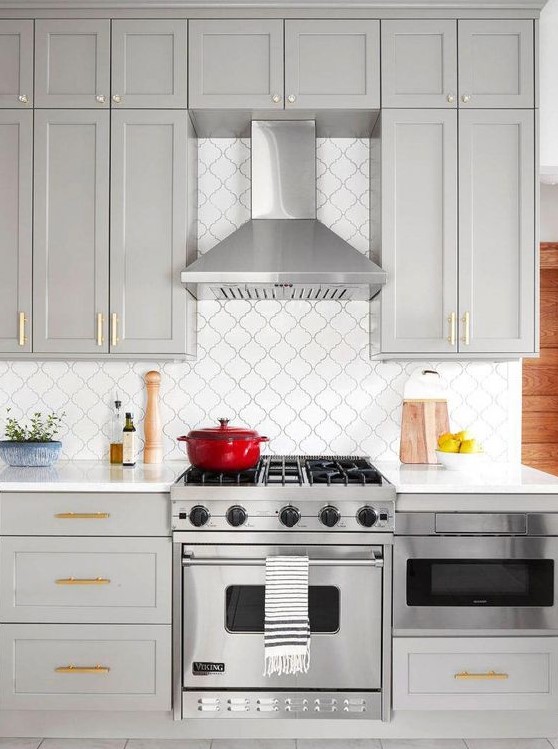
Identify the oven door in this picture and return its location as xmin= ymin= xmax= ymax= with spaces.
xmin=394 ymin=536 xmax=558 ymax=633
xmin=182 ymin=545 xmax=383 ymax=690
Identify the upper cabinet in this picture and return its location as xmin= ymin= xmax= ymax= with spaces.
xmin=381 ymin=20 xmax=457 ymax=108
xmin=189 ymin=20 xmax=284 ymax=109
xmin=458 ymin=20 xmax=534 ymax=108
xmin=284 ymin=20 xmax=379 ymax=109
xmin=0 ymin=111 xmax=32 ymax=353
xmin=35 ymin=20 xmax=110 ymax=108
xmin=382 ymin=19 xmax=534 ymax=109
xmin=111 ymin=20 xmax=188 ymax=109
xmin=0 ymin=20 xmax=33 ymax=108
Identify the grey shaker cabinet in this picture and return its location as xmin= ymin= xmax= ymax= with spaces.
xmin=0 ymin=20 xmax=33 ymax=108
xmin=458 ymin=20 xmax=534 ymax=108
xmin=380 ymin=109 xmax=458 ymax=354
xmin=0 ymin=110 xmax=32 ymax=354
xmin=111 ymin=20 xmax=188 ymax=109
xmin=284 ymin=20 xmax=380 ymax=109
xmin=381 ymin=20 xmax=457 ymax=108
xmin=189 ymin=19 xmax=284 ymax=109
xmin=35 ymin=19 xmax=110 ymax=108
xmin=33 ymin=109 xmax=110 ymax=354
xmin=110 ymin=109 xmax=196 ymax=356
xmin=458 ymin=109 xmax=535 ymax=354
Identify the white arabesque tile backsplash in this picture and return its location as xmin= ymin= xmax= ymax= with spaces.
xmin=0 ymin=139 xmax=522 ymax=463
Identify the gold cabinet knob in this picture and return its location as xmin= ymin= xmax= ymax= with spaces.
xmin=18 ymin=94 xmax=29 ymax=103
xmin=112 ymin=94 xmax=121 ymax=103
xmin=271 ymin=93 xmax=281 ymax=103
xmin=461 ymin=94 xmax=471 ymax=103
xmin=96 ymin=94 xmax=106 ymax=103
xmin=447 ymin=94 xmax=456 ymax=103
xmin=287 ymin=94 xmax=297 ymax=103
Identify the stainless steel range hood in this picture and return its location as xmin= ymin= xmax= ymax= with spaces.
xmin=181 ymin=120 xmax=387 ymax=302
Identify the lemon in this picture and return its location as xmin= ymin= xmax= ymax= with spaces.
xmin=454 ymin=430 xmax=471 ymax=442
xmin=437 ymin=432 xmax=454 ymax=448
xmin=459 ymin=439 xmax=482 ymax=454
xmin=439 ymin=438 xmax=461 ymax=453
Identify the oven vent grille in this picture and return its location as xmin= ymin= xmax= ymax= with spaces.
xmin=209 ymin=285 xmax=359 ymax=302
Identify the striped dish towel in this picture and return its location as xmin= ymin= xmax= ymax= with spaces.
xmin=264 ymin=555 xmax=310 ymax=677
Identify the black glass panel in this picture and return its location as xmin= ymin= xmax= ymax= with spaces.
xmin=407 ymin=559 xmax=554 ymax=607
xmin=225 ymin=585 xmax=339 ymax=633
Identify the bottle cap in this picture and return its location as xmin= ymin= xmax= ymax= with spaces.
xmin=115 ymin=400 xmax=122 ymax=409
xmin=126 ymin=412 xmax=133 ymax=419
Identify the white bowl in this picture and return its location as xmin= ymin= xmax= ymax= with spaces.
xmin=435 ymin=449 xmax=486 ymax=471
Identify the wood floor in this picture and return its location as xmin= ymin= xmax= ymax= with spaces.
xmin=523 ymin=243 xmax=558 ymax=475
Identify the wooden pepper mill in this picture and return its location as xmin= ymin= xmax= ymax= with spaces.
xmin=144 ymin=370 xmax=163 ymax=464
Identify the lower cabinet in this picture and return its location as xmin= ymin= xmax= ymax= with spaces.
xmin=393 ymin=637 xmax=558 ymax=710
xmin=0 ymin=623 xmax=171 ymax=711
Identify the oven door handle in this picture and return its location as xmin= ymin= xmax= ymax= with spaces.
xmin=182 ymin=557 xmax=383 ymax=568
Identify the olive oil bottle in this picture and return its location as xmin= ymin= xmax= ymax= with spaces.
xmin=122 ymin=412 xmax=137 ymax=467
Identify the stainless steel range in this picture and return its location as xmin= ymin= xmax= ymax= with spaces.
xmin=171 ymin=455 xmax=395 ymax=721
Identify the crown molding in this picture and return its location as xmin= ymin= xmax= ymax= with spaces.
xmin=0 ymin=0 xmax=547 ymax=8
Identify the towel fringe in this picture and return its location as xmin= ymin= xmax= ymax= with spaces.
xmin=264 ymin=650 xmax=310 ymax=677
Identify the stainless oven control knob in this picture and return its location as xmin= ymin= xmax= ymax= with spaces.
xmin=357 ymin=506 xmax=378 ymax=528
xmin=226 ymin=505 xmax=247 ymax=527
xmin=320 ymin=505 xmax=340 ymax=527
xmin=189 ymin=505 xmax=210 ymax=527
xmin=279 ymin=505 xmax=300 ymax=527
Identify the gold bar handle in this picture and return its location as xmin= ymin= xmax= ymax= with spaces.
xmin=55 ymin=577 xmax=110 ymax=585
xmin=447 ymin=312 xmax=456 ymax=346
xmin=18 ymin=312 xmax=27 ymax=347
xmin=111 ymin=313 xmax=119 ymax=347
xmin=455 ymin=671 xmax=508 ymax=681
xmin=54 ymin=512 xmax=110 ymax=519
xmin=96 ymin=312 xmax=104 ymax=346
xmin=55 ymin=665 xmax=110 ymax=674
xmin=461 ymin=311 xmax=470 ymax=345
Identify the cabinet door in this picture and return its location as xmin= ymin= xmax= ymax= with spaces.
xmin=458 ymin=20 xmax=534 ymax=108
xmin=35 ymin=20 xmax=110 ymax=108
xmin=189 ymin=19 xmax=284 ymax=109
xmin=0 ymin=111 xmax=32 ymax=353
xmin=284 ymin=20 xmax=379 ymax=109
xmin=0 ymin=20 xmax=33 ymax=108
xmin=110 ymin=110 xmax=195 ymax=356
xmin=34 ymin=110 xmax=109 ymax=354
xmin=381 ymin=20 xmax=457 ymax=108
xmin=459 ymin=110 xmax=535 ymax=354
xmin=111 ymin=20 xmax=188 ymax=109
xmin=381 ymin=110 xmax=458 ymax=354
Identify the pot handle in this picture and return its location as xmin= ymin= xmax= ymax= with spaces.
xmin=177 ymin=435 xmax=190 ymax=442
xmin=260 ymin=436 xmax=270 ymax=443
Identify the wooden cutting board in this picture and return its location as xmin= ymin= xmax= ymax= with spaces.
xmin=399 ymin=398 xmax=450 ymax=464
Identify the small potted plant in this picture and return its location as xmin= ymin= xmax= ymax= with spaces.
xmin=0 ymin=410 xmax=64 ymax=467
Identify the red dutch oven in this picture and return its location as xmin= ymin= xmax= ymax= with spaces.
xmin=177 ymin=418 xmax=269 ymax=473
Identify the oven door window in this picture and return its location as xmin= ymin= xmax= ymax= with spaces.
xmin=225 ymin=586 xmax=339 ymax=633
xmin=407 ymin=559 xmax=554 ymax=606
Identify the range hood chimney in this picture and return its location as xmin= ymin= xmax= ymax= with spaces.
xmin=181 ymin=120 xmax=387 ymax=302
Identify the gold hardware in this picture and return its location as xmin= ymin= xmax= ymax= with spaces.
xmin=18 ymin=94 xmax=29 ymax=104
xmin=447 ymin=312 xmax=456 ymax=346
xmin=271 ymin=93 xmax=281 ymax=103
xmin=461 ymin=311 xmax=470 ymax=345
xmin=455 ymin=671 xmax=509 ymax=681
xmin=96 ymin=94 xmax=106 ymax=103
xmin=287 ymin=94 xmax=296 ymax=103
xmin=111 ymin=313 xmax=119 ymax=347
xmin=55 ymin=577 xmax=110 ymax=585
xmin=447 ymin=94 xmax=456 ymax=103
xmin=55 ymin=665 xmax=110 ymax=674
xmin=96 ymin=312 xmax=104 ymax=346
xmin=18 ymin=312 xmax=27 ymax=347
xmin=112 ymin=94 xmax=121 ymax=103
xmin=54 ymin=512 xmax=110 ymax=519
xmin=462 ymin=94 xmax=471 ymax=103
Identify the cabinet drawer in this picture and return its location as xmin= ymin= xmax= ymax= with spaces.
xmin=393 ymin=637 xmax=558 ymax=711
xmin=0 ymin=536 xmax=171 ymax=623
xmin=0 ymin=492 xmax=170 ymax=536
xmin=0 ymin=624 xmax=170 ymax=711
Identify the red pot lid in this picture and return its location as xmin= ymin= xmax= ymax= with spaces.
xmin=187 ymin=418 xmax=263 ymax=442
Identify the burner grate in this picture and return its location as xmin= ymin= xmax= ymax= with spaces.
xmin=305 ymin=457 xmax=383 ymax=486
xmin=182 ymin=465 xmax=260 ymax=486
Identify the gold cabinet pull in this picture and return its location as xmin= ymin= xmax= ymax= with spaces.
xmin=55 ymin=577 xmax=110 ymax=585
xmin=455 ymin=671 xmax=508 ymax=681
xmin=461 ymin=311 xmax=470 ymax=345
xmin=447 ymin=312 xmax=456 ymax=346
xmin=55 ymin=664 xmax=110 ymax=674
xmin=54 ymin=512 xmax=110 ymax=519
xmin=96 ymin=312 xmax=104 ymax=346
xmin=111 ymin=313 xmax=119 ymax=347
xmin=18 ymin=312 xmax=27 ymax=347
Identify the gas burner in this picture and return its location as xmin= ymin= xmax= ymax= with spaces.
xmin=183 ymin=465 xmax=260 ymax=486
xmin=305 ymin=457 xmax=384 ymax=486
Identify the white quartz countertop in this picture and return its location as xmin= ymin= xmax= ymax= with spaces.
xmin=0 ymin=460 xmax=188 ymax=492
xmin=375 ymin=461 xmax=558 ymax=512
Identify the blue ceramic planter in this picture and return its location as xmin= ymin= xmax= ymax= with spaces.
xmin=0 ymin=441 xmax=62 ymax=467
